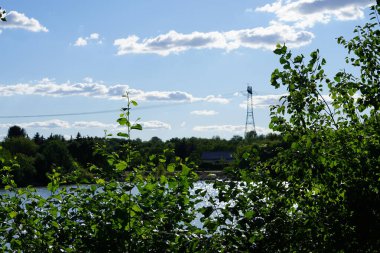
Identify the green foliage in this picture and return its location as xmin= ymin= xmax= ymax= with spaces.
xmin=200 ymin=3 xmax=380 ymax=251
xmin=40 ymin=139 xmax=74 ymax=174
xmin=193 ymin=2 xmax=380 ymax=251
xmin=0 ymin=92 xmax=200 ymax=252
xmin=2 ymin=136 xmax=38 ymax=156
xmin=7 ymin=125 xmax=27 ymax=139
xmin=1 ymin=3 xmax=380 ymax=251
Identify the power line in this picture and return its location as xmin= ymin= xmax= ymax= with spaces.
xmin=0 ymin=102 xmax=206 ymax=119
xmin=0 ymin=90 xmax=251 ymax=119
xmin=0 ymin=109 xmax=120 ymax=119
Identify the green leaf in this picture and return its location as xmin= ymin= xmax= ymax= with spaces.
xmin=52 ymin=221 xmax=59 ymax=229
xmin=244 ymin=210 xmax=255 ymax=219
xmin=181 ymin=165 xmax=191 ymax=176
xmin=131 ymin=124 xmax=142 ymax=130
xmin=145 ymin=183 xmax=155 ymax=191
xmin=115 ymin=161 xmax=127 ymax=171
xmin=132 ymin=204 xmax=142 ymax=213
xmin=96 ymin=178 xmax=105 ymax=185
xmin=294 ymin=55 xmax=303 ymax=63
xmin=280 ymin=57 xmax=287 ymax=64
xmin=306 ymin=138 xmax=312 ymax=148
xmin=91 ymin=224 xmax=98 ymax=233
xmin=160 ymin=175 xmax=167 ymax=184
xmin=273 ymin=48 xmax=283 ymax=55
xmin=117 ymin=118 xmax=127 ymax=125
xmin=9 ymin=211 xmax=17 ymax=219
xmin=117 ymin=132 xmax=129 ymax=138
xmin=167 ymin=163 xmax=175 ymax=173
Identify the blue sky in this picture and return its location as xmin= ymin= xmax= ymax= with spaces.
xmin=0 ymin=0 xmax=373 ymax=140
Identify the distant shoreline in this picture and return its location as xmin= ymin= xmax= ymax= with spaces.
xmin=196 ymin=170 xmax=227 ymax=180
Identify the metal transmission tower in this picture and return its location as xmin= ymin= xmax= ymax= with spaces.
xmin=245 ymin=85 xmax=256 ymax=137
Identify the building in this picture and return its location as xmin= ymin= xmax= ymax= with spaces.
xmin=201 ymin=151 xmax=233 ymax=165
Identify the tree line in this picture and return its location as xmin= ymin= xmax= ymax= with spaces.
xmin=0 ymin=125 xmax=282 ymax=186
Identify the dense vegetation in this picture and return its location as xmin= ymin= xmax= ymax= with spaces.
xmin=1 ymin=2 xmax=380 ymax=252
xmin=0 ymin=125 xmax=280 ymax=186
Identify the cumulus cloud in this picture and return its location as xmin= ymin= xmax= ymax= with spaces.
xmin=72 ymin=121 xmax=116 ymax=129
xmin=89 ymin=33 xmax=100 ymax=40
xmin=0 ymin=11 xmax=48 ymax=32
xmin=239 ymin=94 xmax=286 ymax=109
xmin=141 ymin=120 xmax=171 ymax=130
xmin=74 ymin=37 xmax=87 ymax=46
xmin=74 ymin=33 xmax=102 ymax=47
xmin=203 ymin=95 xmax=230 ymax=104
xmin=0 ymin=78 xmax=229 ymax=104
xmin=114 ymin=0 xmax=372 ymax=56
xmin=239 ymin=93 xmax=334 ymax=109
xmin=114 ymin=23 xmax=314 ymax=56
xmin=190 ymin=110 xmax=218 ymax=116
xmin=193 ymin=124 xmax=272 ymax=135
xmin=0 ymin=119 xmax=171 ymax=131
xmin=23 ymin=119 xmax=71 ymax=128
xmin=256 ymin=0 xmax=371 ymax=28
xmin=193 ymin=124 xmax=245 ymax=133
xmin=0 ymin=119 xmax=70 ymax=129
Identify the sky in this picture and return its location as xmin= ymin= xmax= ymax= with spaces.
xmin=0 ymin=0 xmax=374 ymax=140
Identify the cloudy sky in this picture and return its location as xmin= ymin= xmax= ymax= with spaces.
xmin=0 ymin=0 xmax=373 ymax=140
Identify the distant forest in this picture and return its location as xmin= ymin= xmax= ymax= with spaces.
xmin=0 ymin=125 xmax=282 ymax=186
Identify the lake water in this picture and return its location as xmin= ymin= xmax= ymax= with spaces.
xmin=0 ymin=181 xmax=226 ymax=229
xmin=1 ymin=181 xmax=219 ymax=200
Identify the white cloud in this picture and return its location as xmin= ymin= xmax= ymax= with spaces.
xmin=193 ymin=124 xmax=272 ymax=135
xmin=239 ymin=93 xmax=335 ymax=109
xmin=0 ymin=11 xmax=48 ymax=32
xmin=0 ymin=119 xmax=70 ymax=129
xmin=256 ymin=0 xmax=371 ymax=28
xmin=240 ymin=94 xmax=286 ymax=109
xmin=72 ymin=121 xmax=117 ymax=129
xmin=0 ymin=123 xmax=11 ymax=129
xmin=74 ymin=32 xmax=102 ymax=47
xmin=190 ymin=110 xmax=218 ymax=116
xmin=114 ymin=23 xmax=314 ymax=56
xmin=203 ymin=95 xmax=230 ymax=104
xmin=0 ymin=78 xmax=229 ymax=104
xmin=83 ymin=77 xmax=93 ymax=83
xmin=141 ymin=120 xmax=171 ymax=130
xmin=0 ymin=119 xmax=170 ymax=131
xmin=114 ymin=0 xmax=371 ymax=56
xmin=193 ymin=124 xmax=245 ymax=133
xmin=74 ymin=37 xmax=87 ymax=46
xmin=89 ymin=33 xmax=99 ymax=40
xmin=23 ymin=119 xmax=71 ymax=128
